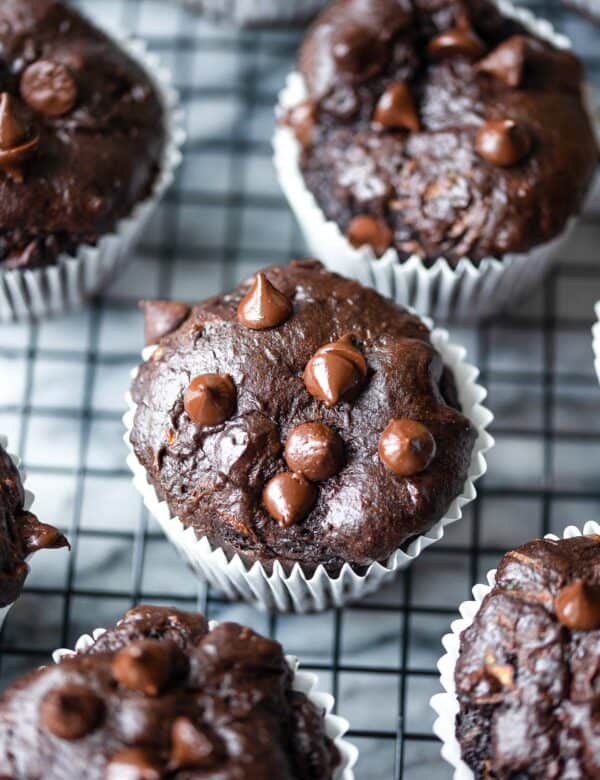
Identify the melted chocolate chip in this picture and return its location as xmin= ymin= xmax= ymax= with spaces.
xmin=304 ymin=334 xmax=367 ymax=407
xmin=284 ymin=422 xmax=345 ymax=482
xmin=20 ymin=512 xmax=69 ymax=554
xmin=475 ymin=119 xmax=532 ymax=167
xmin=106 ymin=748 xmax=164 ymax=780
xmin=237 ymin=272 xmax=293 ymax=330
xmin=286 ymin=101 xmax=317 ymax=149
xmin=170 ymin=717 xmax=221 ymax=769
xmin=373 ymin=82 xmax=420 ymax=132
xmin=139 ymin=300 xmax=190 ymax=346
xmin=0 ymin=93 xmax=39 ymax=183
xmin=346 ymin=215 xmax=393 ymax=257
xmin=476 ymin=35 xmax=529 ymax=87
xmin=40 ymin=684 xmax=104 ymax=740
xmin=378 ymin=419 xmax=436 ymax=476
xmin=262 ymin=472 xmax=317 ymax=527
xmin=20 ymin=60 xmax=77 ymax=117
xmin=331 ymin=24 xmax=389 ymax=81
xmin=183 ymin=374 xmax=236 ymax=427
xmin=555 ymin=580 xmax=600 ymax=631
xmin=112 ymin=639 xmax=176 ymax=696
xmin=427 ymin=26 xmax=486 ymax=61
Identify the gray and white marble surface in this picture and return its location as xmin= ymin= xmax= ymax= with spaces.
xmin=0 ymin=1 xmax=599 ymax=777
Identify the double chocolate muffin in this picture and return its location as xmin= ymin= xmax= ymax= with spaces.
xmin=130 ymin=260 xmax=477 ymax=576
xmin=0 ymin=604 xmax=340 ymax=778
xmin=0 ymin=0 xmax=165 ymax=270
xmin=455 ymin=534 xmax=600 ymax=778
xmin=288 ymin=0 xmax=598 ymax=265
xmin=0 ymin=439 xmax=67 ymax=609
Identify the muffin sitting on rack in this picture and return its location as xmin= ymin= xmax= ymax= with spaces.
xmin=0 ymin=604 xmax=345 ymax=778
xmin=0 ymin=437 xmax=68 ymax=623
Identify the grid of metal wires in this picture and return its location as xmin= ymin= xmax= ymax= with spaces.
xmin=0 ymin=0 xmax=599 ymax=777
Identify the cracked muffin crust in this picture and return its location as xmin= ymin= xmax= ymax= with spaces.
xmin=455 ymin=534 xmax=600 ymax=779
xmin=289 ymin=0 xmax=598 ymax=266
xmin=0 ymin=604 xmax=339 ymax=779
xmin=0 ymin=0 xmax=164 ymax=270
xmin=0 ymin=439 xmax=68 ymax=608
xmin=130 ymin=260 xmax=477 ymax=576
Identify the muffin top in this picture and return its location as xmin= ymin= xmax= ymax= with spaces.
xmin=455 ymin=534 xmax=600 ymax=779
xmin=0 ymin=604 xmax=340 ymax=779
xmin=290 ymin=0 xmax=598 ymax=266
xmin=0 ymin=0 xmax=164 ymax=270
xmin=130 ymin=260 xmax=477 ymax=575
xmin=0 ymin=439 xmax=68 ymax=608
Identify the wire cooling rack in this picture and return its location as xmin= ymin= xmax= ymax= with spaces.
xmin=0 ymin=1 xmax=599 ymax=777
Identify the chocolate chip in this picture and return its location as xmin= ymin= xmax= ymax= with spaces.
xmin=378 ymin=419 xmax=436 ymax=476
xmin=475 ymin=119 xmax=531 ymax=167
xmin=331 ymin=24 xmax=389 ymax=81
xmin=106 ymin=748 xmax=164 ymax=780
xmin=20 ymin=60 xmax=77 ymax=117
xmin=346 ymin=215 xmax=393 ymax=257
xmin=40 ymin=684 xmax=104 ymax=740
xmin=428 ymin=26 xmax=486 ymax=61
xmin=170 ymin=717 xmax=221 ymax=769
xmin=0 ymin=92 xmax=39 ymax=183
xmin=476 ymin=35 xmax=528 ymax=87
xmin=20 ymin=511 xmax=69 ymax=554
xmin=555 ymin=580 xmax=600 ymax=631
xmin=139 ymin=300 xmax=190 ymax=346
xmin=262 ymin=472 xmax=317 ymax=527
xmin=112 ymin=639 xmax=175 ymax=696
xmin=184 ymin=374 xmax=236 ymax=427
xmin=304 ymin=334 xmax=368 ymax=407
xmin=284 ymin=422 xmax=345 ymax=482
xmin=285 ymin=101 xmax=317 ymax=149
xmin=373 ymin=82 xmax=420 ymax=132
xmin=237 ymin=272 xmax=293 ymax=330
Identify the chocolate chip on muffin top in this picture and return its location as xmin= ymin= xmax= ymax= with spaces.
xmin=0 ymin=0 xmax=164 ymax=270
xmin=0 ymin=440 xmax=68 ymax=608
xmin=455 ymin=534 xmax=600 ymax=779
xmin=0 ymin=604 xmax=340 ymax=779
xmin=290 ymin=0 xmax=598 ymax=266
xmin=130 ymin=260 xmax=477 ymax=575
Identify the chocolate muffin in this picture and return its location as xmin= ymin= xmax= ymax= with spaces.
xmin=288 ymin=0 xmax=598 ymax=266
xmin=0 ymin=439 xmax=68 ymax=609
xmin=0 ymin=0 xmax=164 ymax=270
xmin=0 ymin=604 xmax=340 ymax=778
xmin=455 ymin=534 xmax=600 ymax=778
xmin=130 ymin=260 xmax=478 ymax=576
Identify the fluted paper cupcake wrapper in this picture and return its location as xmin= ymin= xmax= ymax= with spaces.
xmin=122 ymin=321 xmax=493 ymax=613
xmin=179 ymin=0 xmax=326 ymax=26
xmin=593 ymin=302 xmax=600 ymax=384
xmin=52 ymin=621 xmax=359 ymax=779
xmin=430 ymin=520 xmax=600 ymax=779
xmin=0 ymin=35 xmax=185 ymax=323
xmin=0 ymin=433 xmax=35 ymax=628
xmin=273 ymin=0 xmax=598 ymax=321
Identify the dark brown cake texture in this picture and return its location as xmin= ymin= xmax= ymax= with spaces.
xmin=0 ymin=604 xmax=340 ymax=778
xmin=0 ymin=0 xmax=165 ymax=270
xmin=288 ymin=0 xmax=598 ymax=267
xmin=130 ymin=260 xmax=477 ymax=576
xmin=455 ymin=534 xmax=600 ymax=779
xmin=0 ymin=440 xmax=68 ymax=608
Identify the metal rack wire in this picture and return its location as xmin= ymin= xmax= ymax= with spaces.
xmin=0 ymin=1 xmax=598 ymax=777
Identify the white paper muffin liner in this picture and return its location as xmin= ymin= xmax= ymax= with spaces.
xmin=52 ymin=620 xmax=359 ymax=779
xmin=0 ymin=34 xmax=185 ymax=323
xmin=123 ymin=320 xmax=494 ymax=614
xmin=430 ymin=520 xmax=600 ymax=779
xmin=273 ymin=0 xmax=598 ymax=320
xmin=593 ymin=302 xmax=600 ymax=384
xmin=0 ymin=433 xmax=35 ymax=628
xmin=179 ymin=0 xmax=326 ymax=26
